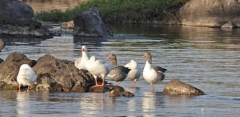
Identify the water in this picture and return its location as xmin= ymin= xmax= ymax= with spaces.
xmin=0 ymin=25 xmax=240 ymax=116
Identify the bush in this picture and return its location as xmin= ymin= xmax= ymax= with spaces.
xmin=35 ymin=0 xmax=189 ymax=24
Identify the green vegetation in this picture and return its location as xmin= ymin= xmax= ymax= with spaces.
xmin=35 ymin=0 xmax=189 ymax=24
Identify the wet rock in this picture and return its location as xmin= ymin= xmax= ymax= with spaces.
xmin=0 ymin=0 xmax=52 ymax=37
xmin=109 ymin=90 xmax=121 ymax=97
xmin=73 ymin=8 xmax=112 ymax=37
xmin=179 ymin=0 xmax=240 ymax=28
xmin=33 ymin=54 xmax=96 ymax=92
xmin=108 ymin=86 xmax=134 ymax=97
xmin=35 ymin=73 xmax=63 ymax=92
xmin=162 ymin=79 xmax=204 ymax=95
xmin=0 ymin=52 xmax=34 ymax=89
xmin=122 ymin=91 xmax=134 ymax=97
xmin=89 ymin=86 xmax=109 ymax=93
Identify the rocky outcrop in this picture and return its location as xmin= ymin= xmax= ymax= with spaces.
xmin=73 ymin=8 xmax=113 ymax=37
xmin=178 ymin=0 xmax=240 ymax=28
xmin=0 ymin=0 xmax=52 ymax=37
xmin=162 ymin=79 xmax=204 ymax=95
xmin=0 ymin=52 xmax=134 ymax=96
xmin=32 ymin=54 xmax=97 ymax=92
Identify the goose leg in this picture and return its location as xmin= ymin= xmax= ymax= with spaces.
xmin=117 ymin=81 xmax=121 ymax=85
xmin=93 ymin=78 xmax=101 ymax=87
xmin=151 ymin=83 xmax=154 ymax=92
xmin=132 ymin=79 xmax=137 ymax=87
xmin=18 ymin=84 xmax=22 ymax=91
xmin=27 ymin=86 xmax=31 ymax=90
xmin=101 ymin=77 xmax=105 ymax=86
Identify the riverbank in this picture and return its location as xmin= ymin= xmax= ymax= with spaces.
xmin=35 ymin=0 xmax=189 ymax=24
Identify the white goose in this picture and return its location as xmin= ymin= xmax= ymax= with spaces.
xmin=125 ymin=60 xmax=141 ymax=87
xmin=143 ymin=52 xmax=167 ymax=92
xmin=85 ymin=56 xmax=111 ymax=87
xmin=75 ymin=45 xmax=89 ymax=70
xmin=17 ymin=64 xmax=36 ymax=91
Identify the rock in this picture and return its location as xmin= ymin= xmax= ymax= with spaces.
xmin=108 ymin=86 xmax=134 ymax=97
xmin=162 ymin=79 xmax=204 ymax=95
xmin=0 ymin=53 xmax=134 ymax=94
xmin=179 ymin=0 xmax=240 ymax=27
xmin=122 ymin=91 xmax=134 ymax=97
xmin=61 ymin=20 xmax=74 ymax=29
xmin=0 ymin=58 xmax=3 ymax=64
xmin=0 ymin=39 xmax=5 ymax=52
xmin=0 ymin=52 xmax=34 ymax=89
xmin=73 ymin=8 xmax=113 ymax=37
xmin=35 ymin=73 xmax=63 ymax=92
xmin=0 ymin=0 xmax=52 ymax=37
xmin=33 ymin=54 xmax=96 ymax=92
xmin=88 ymin=86 xmax=109 ymax=93
xmin=109 ymin=90 xmax=121 ymax=97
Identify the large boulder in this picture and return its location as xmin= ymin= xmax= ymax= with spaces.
xmin=32 ymin=54 xmax=96 ymax=92
xmin=162 ymin=79 xmax=204 ymax=95
xmin=0 ymin=0 xmax=51 ymax=37
xmin=178 ymin=0 xmax=240 ymax=28
xmin=73 ymin=8 xmax=113 ymax=37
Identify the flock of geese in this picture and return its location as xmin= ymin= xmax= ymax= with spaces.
xmin=0 ymin=39 xmax=167 ymax=92
xmin=75 ymin=46 xmax=167 ymax=92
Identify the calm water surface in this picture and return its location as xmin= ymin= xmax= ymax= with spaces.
xmin=0 ymin=25 xmax=240 ymax=117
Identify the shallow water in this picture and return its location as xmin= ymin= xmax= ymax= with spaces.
xmin=0 ymin=25 xmax=240 ymax=116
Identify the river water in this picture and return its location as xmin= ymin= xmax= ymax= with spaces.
xmin=0 ymin=25 xmax=240 ymax=116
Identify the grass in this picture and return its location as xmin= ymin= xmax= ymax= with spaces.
xmin=35 ymin=0 xmax=189 ymax=24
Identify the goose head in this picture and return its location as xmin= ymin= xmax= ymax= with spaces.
xmin=108 ymin=54 xmax=117 ymax=66
xmin=143 ymin=52 xmax=152 ymax=64
xmin=81 ymin=45 xmax=87 ymax=52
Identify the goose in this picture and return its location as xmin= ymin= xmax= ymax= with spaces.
xmin=107 ymin=54 xmax=131 ymax=85
xmin=75 ymin=45 xmax=89 ymax=70
xmin=125 ymin=60 xmax=141 ymax=87
xmin=143 ymin=52 xmax=167 ymax=92
xmin=17 ymin=64 xmax=36 ymax=91
xmin=0 ymin=39 xmax=5 ymax=52
xmin=85 ymin=56 xmax=111 ymax=87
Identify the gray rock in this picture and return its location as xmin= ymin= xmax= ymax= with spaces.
xmin=73 ymin=8 xmax=112 ymax=37
xmin=162 ymin=79 xmax=204 ymax=95
xmin=178 ymin=0 xmax=240 ymax=27
xmin=0 ymin=0 xmax=51 ymax=37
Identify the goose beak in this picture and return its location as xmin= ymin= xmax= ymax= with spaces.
xmin=81 ymin=48 xmax=85 ymax=52
xmin=143 ymin=53 xmax=146 ymax=58
xmin=107 ymin=55 xmax=111 ymax=60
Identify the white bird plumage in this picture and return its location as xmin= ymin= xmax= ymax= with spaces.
xmin=125 ymin=60 xmax=141 ymax=87
xmin=75 ymin=45 xmax=89 ymax=70
xmin=17 ymin=64 xmax=36 ymax=91
xmin=85 ymin=56 xmax=111 ymax=87
xmin=143 ymin=52 xmax=166 ymax=92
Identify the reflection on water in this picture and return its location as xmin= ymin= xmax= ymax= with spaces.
xmin=0 ymin=25 xmax=240 ymax=116
xmin=17 ymin=91 xmax=30 ymax=116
